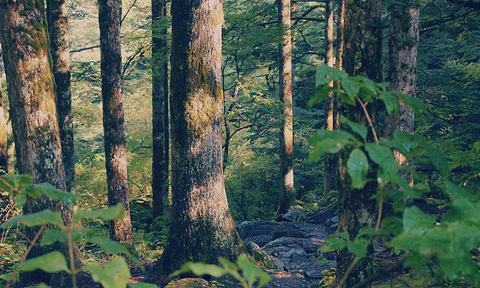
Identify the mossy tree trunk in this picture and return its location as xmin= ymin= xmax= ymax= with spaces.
xmin=98 ymin=0 xmax=133 ymax=242
xmin=0 ymin=0 xmax=68 ymax=281
xmin=0 ymin=72 xmax=6 ymax=174
xmin=323 ymin=0 xmax=337 ymax=196
xmin=386 ymin=2 xmax=419 ymax=174
xmin=47 ymin=0 xmax=75 ymax=193
xmin=277 ymin=0 xmax=295 ymax=215
xmin=151 ymin=0 xmax=169 ymax=219
xmin=159 ymin=0 xmax=245 ymax=274
xmin=336 ymin=0 xmax=383 ymax=285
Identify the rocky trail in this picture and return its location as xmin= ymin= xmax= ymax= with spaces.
xmin=235 ymin=207 xmax=338 ymax=288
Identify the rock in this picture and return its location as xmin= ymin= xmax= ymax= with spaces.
xmin=272 ymin=228 xmax=306 ymax=240
xmin=281 ymin=205 xmax=307 ymax=222
xmin=164 ymin=278 xmax=216 ymax=288
xmin=307 ymin=207 xmax=337 ymax=226
xmin=245 ymin=241 xmax=285 ymax=270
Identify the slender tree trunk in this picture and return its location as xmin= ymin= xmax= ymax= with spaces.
xmin=159 ymin=0 xmax=245 ymax=274
xmin=151 ymin=0 xmax=169 ymax=219
xmin=387 ymin=2 xmax=419 ymax=175
xmin=47 ymin=0 xmax=75 ymax=193
xmin=323 ymin=0 xmax=337 ymax=196
xmin=0 ymin=0 xmax=68 ymax=281
xmin=337 ymin=0 xmax=383 ymax=285
xmin=0 ymin=65 xmax=6 ymax=174
xmin=98 ymin=0 xmax=133 ymax=242
xmin=277 ymin=0 xmax=295 ymax=215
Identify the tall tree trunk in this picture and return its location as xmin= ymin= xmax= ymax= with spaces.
xmin=47 ymin=0 xmax=75 ymax=193
xmin=337 ymin=0 xmax=383 ymax=285
xmin=0 ymin=62 xmax=7 ymax=174
xmin=323 ymin=0 xmax=337 ymax=196
xmin=277 ymin=0 xmax=295 ymax=215
xmin=151 ymin=0 xmax=169 ymax=219
xmin=0 ymin=0 xmax=68 ymax=281
xmin=98 ymin=0 xmax=133 ymax=242
xmin=159 ymin=0 xmax=245 ymax=273
xmin=387 ymin=2 xmax=419 ymax=174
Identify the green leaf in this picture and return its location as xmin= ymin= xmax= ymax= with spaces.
xmin=347 ymin=148 xmax=369 ymax=189
xmin=357 ymin=77 xmax=377 ymax=101
xmin=237 ymin=254 xmax=271 ymax=288
xmin=396 ymin=92 xmax=425 ymax=114
xmin=84 ymin=257 xmax=130 ymax=288
xmin=90 ymin=236 xmax=143 ymax=270
xmin=218 ymin=257 xmax=244 ymax=285
xmin=0 ymin=174 xmax=34 ymax=193
xmin=445 ymin=181 xmax=473 ymax=201
xmin=403 ymin=206 xmax=435 ymax=233
xmin=341 ymin=78 xmax=360 ymax=102
xmin=347 ymin=240 xmax=368 ymax=259
xmin=26 ymin=183 xmax=76 ymax=206
xmin=170 ymin=262 xmax=226 ymax=278
xmin=364 ymin=143 xmax=399 ymax=185
xmin=339 ymin=115 xmax=368 ymax=141
xmin=19 ymin=251 xmax=70 ymax=274
xmin=388 ymin=130 xmax=423 ymax=156
xmin=308 ymin=130 xmax=357 ymax=162
xmin=15 ymin=193 xmax=27 ymax=207
xmin=424 ymin=144 xmax=449 ymax=176
xmin=73 ymin=204 xmax=124 ymax=224
xmin=128 ymin=283 xmax=158 ymax=288
xmin=308 ymin=85 xmax=340 ymax=108
xmin=40 ymin=229 xmax=67 ymax=246
xmin=0 ymin=210 xmax=65 ymax=229
xmin=316 ymin=65 xmax=347 ymax=86
xmin=26 ymin=283 xmax=51 ymax=288
xmin=378 ymin=91 xmax=400 ymax=113
xmin=319 ymin=232 xmax=349 ymax=252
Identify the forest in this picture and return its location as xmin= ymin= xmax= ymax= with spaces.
xmin=0 ymin=0 xmax=479 ymax=287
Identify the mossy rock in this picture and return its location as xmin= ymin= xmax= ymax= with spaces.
xmin=165 ymin=278 xmax=216 ymax=288
xmin=245 ymin=241 xmax=284 ymax=270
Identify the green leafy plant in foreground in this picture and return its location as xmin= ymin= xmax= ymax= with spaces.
xmin=0 ymin=175 xmax=156 ymax=288
xmin=170 ymin=253 xmax=271 ymax=288
xmin=310 ymin=65 xmax=480 ymax=287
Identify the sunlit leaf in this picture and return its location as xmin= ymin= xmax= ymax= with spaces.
xmin=84 ymin=257 xmax=130 ymax=288
xmin=308 ymin=130 xmax=357 ymax=162
xmin=347 ymin=148 xmax=369 ymax=189
xmin=128 ymin=283 xmax=158 ymax=288
xmin=237 ymin=254 xmax=271 ymax=288
xmin=26 ymin=183 xmax=76 ymax=206
xmin=73 ymin=204 xmax=124 ymax=224
xmin=339 ymin=115 xmax=367 ymax=141
xmin=19 ymin=251 xmax=70 ymax=274
xmin=316 ymin=65 xmax=347 ymax=86
xmin=0 ymin=210 xmax=65 ymax=229
xmin=170 ymin=262 xmax=225 ymax=278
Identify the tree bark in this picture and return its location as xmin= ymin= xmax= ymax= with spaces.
xmin=151 ymin=0 xmax=169 ymax=219
xmin=47 ymin=0 xmax=75 ymax=193
xmin=386 ymin=2 xmax=419 ymax=173
xmin=277 ymin=0 xmax=295 ymax=215
xmin=323 ymin=0 xmax=337 ymax=196
xmin=0 ymin=0 xmax=68 ymax=281
xmin=98 ymin=0 xmax=133 ymax=242
xmin=159 ymin=0 xmax=245 ymax=273
xmin=337 ymin=0 xmax=383 ymax=285
xmin=0 ymin=63 xmax=7 ymax=174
